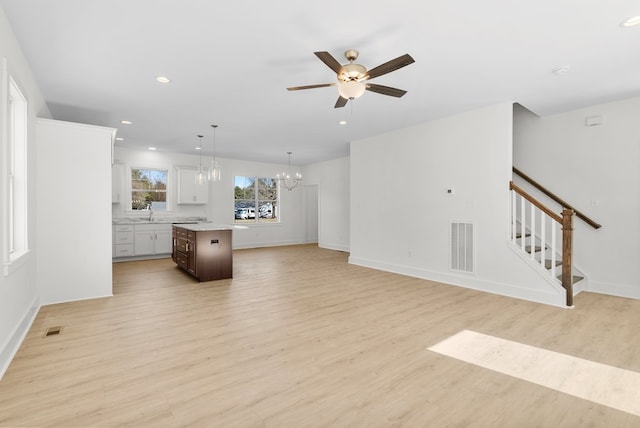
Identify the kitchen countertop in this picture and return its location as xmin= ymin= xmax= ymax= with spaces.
xmin=172 ymin=222 xmax=248 ymax=231
xmin=112 ymin=216 xmax=206 ymax=225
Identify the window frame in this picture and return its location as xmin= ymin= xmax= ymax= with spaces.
xmin=129 ymin=166 xmax=169 ymax=212
xmin=234 ymin=175 xmax=280 ymax=225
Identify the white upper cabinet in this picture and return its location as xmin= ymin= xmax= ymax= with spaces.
xmin=112 ymin=162 xmax=124 ymax=203
xmin=176 ymin=167 xmax=208 ymax=204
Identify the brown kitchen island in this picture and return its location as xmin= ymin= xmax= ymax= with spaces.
xmin=172 ymin=223 xmax=233 ymax=281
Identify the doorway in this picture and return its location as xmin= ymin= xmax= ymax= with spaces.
xmin=304 ymin=184 xmax=319 ymax=243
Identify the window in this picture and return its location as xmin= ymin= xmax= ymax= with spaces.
xmin=131 ymin=168 xmax=168 ymax=211
xmin=6 ymin=76 xmax=28 ymax=261
xmin=234 ymin=176 xmax=279 ymax=223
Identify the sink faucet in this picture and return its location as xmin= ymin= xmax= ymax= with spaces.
xmin=148 ymin=207 xmax=154 ymax=221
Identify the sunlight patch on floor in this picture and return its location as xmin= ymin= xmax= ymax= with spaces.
xmin=428 ymin=329 xmax=640 ymax=416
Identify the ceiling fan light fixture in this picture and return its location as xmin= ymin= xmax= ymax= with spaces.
xmin=339 ymin=63 xmax=367 ymax=81
xmin=337 ymin=81 xmax=366 ymax=99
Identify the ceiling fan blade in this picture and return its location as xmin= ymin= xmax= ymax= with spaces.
xmin=314 ymin=51 xmax=343 ymax=74
xmin=287 ymin=83 xmax=335 ymax=91
xmin=366 ymin=83 xmax=407 ymax=98
xmin=366 ymin=54 xmax=415 ymax=80
xmin=334 ymin=96 xmax=349 ymax=108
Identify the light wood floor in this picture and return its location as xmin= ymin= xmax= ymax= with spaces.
xmin=1 ymin=244 xmax=640 ymax=427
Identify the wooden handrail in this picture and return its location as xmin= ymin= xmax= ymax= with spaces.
xmin=510 ymin=182 xmax=562 ymax=224
xmin=512 ymin=167 xmax=601 ymax=229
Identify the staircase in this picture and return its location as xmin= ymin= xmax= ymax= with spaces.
xmin=511 ymin=227 xmax=586 ymax=300
xmin=509 ymin=168 xmax=601 ymax=307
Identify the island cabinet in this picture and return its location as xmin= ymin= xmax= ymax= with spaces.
xmin=172 ymin=225 xmax=232 ymax=281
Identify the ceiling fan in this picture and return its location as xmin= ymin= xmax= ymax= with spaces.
xmin=287 ymin=49 xmax=415 ymax=108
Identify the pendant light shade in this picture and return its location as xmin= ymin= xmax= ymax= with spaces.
xmin=195 ymin=134 xmax=206 ymax=185
xmin=208 ymin=124 xmax=221 ymax=182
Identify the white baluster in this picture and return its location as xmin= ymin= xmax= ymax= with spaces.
xmin=511 ymin=190 xmax=516 ymax=243
xmin=540 ymin=212 xmax=546 ymax=271
xmin=551 ymin=223 xmax=557 ymax=279
xmin=530 ymin=202 xmax=536 ymax=260
xmin=520 ymin=196 xmax=526 ymax=251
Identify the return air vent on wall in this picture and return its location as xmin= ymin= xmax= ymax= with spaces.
xmin=451 ymin=221 xmax=474 ymax=273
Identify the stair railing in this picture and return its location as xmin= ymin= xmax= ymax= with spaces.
xmin=509 ymin=181 xmax=575 ymax=306
xmin=513 ymin=167 xmax=601 ymax=229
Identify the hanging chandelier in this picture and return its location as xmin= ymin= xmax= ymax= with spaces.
xmin=277 ymin=151 xmax=302 ymax=191
xmin=208 ymin=124 xmax=221 ymax=182
xmin=195 ymin=134 xmax=206 ymax=185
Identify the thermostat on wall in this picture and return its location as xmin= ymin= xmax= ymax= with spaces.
xmin=585 ymin=115 xmax=603 ymax=127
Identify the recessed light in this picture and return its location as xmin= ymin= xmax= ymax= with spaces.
xmin=120 ymin=120 xmax=133 ymax=125
xmin=552 ymin=65 xmax=570 ymax=75
xmin=621 ymin=16 xmax=640 ymax=27
xmin=195 ymin=146 xmax=202 ymax=150
xmin=156 ymin=76 xmax=171 ymax=83
xmin=338 ymin=120 xmax=347 ymax=125
xmin=148 ymin=147 xmax=156 ymax=151
xmin=115 ymin=137 xmax=124 ymax=141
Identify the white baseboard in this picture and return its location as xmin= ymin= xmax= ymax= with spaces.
xmin=587 ymin=280 xmax=640 ymax=300
xmin=318 ymin=241 xmax=349 ymax=252
xmin=232 ymin=239 xmax=303 ymax=250
xmin=0 ymin=296 xmax=40 ymax=381
xmin=348 ymin=256 xmax=567 ymax=308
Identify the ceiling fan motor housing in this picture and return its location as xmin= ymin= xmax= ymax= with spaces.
xmin=338 ymin=63 xmax=367 ymax=82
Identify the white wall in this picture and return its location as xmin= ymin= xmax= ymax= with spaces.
xmin=114 ymin=146 xmax=308 ymax=249
xmin=513 ymin=100 xmax=640 ymax=299
xmin=303 ymin=157 xmax=350 ymax=251
xmin=0 ymin=5 xmax=51 ymax=378
xmin=37 ymin=119 xmax=114 ymax=305
xmin=349 ymin=103 xmax=567 ymax=307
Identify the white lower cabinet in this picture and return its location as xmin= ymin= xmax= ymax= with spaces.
xmin=133 ymin=223 xmax=172 ymax=256
xmin=113 ymin=223 xmax=172 ymax=258
xmin=113 ymin=225 xmax=134 ymax=257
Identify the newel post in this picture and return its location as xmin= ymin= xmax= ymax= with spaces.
xmin=561 ymin=208 xmax=575 ymax=307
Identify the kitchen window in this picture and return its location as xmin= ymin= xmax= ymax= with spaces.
xmin=234 ymin=176 xmax=279 ymax=223
xmin=131 ymin=168 xmax=168 ymax=211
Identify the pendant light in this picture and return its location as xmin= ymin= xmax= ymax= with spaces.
xmin=277 ymin=151 xmax=302 ymax=191
xmin=208 ymin=124 xmax=221 ymax=182
xmin=195 ymin=134 xmax=206 ymax=184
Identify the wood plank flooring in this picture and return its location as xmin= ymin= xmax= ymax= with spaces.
xmin=1 ymin=244 xmax=640 ymax=427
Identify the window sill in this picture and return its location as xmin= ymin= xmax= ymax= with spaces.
xmin=3 ymin=249 xmax=32 ymax=277
xmin=233 ymin=222 xmax=282 ymax=228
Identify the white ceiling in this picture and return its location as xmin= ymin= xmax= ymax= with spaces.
xmin=2 ymin=0 xmax=640 ymax=166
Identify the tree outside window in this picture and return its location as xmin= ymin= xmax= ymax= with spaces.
xmin=234 ymin=176 xmax=278 ymax=223
xmin=131 ymin=168 xmax=167 ymax=210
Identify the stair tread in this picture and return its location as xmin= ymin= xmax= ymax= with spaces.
xmin=515 ymin=232 xmax=531 ymax=239
xmin=556 ymin=274 xmax=584 ymax=284
xmin=525 ymin=245 xmax=544 ymax=253
xmin=544 ymin=259 xmax=563 ymax=269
